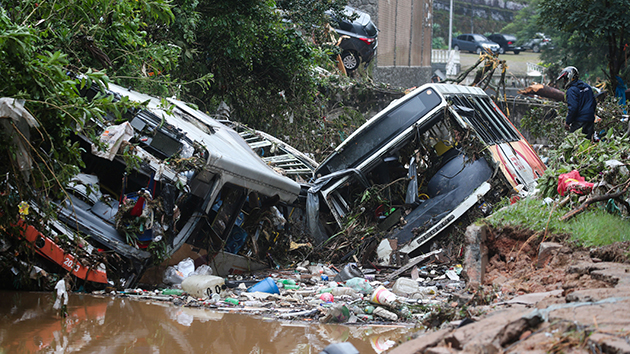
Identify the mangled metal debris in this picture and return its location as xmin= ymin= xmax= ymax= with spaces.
xmin=308 ymin=83 xmax=546 ymax=262
xmin=8 ymin=82 xmax=313 ymax=288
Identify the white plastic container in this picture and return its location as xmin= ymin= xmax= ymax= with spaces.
xmin=181 ymin=275 xmax=226 ymax=299
xmin=373 ymin=306 xmax=398 ymax=321
xmin=392 ymin=277 xmax=420 ymax=296
xmin=370 ymin=285 xmax=397 ymax=306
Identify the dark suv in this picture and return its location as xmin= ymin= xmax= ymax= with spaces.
xmin=328 ymin=6 xmax=378 ymax=71
xmin=487 ymin=34 xmax=522 ymax=54
xmin=451 ymin=34 xmax=500 ymax=54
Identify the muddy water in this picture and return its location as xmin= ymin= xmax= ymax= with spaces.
xmin=0 ymin=291 xmax=416 ymax=353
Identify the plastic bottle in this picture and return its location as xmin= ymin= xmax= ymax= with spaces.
xmin=181 ymin=275 xmax=226 ymax=299
xmin=277 ymin=279 xmax=296 ymax=285
xmin=373 ymin=306 xmax=398 ymax=321
xmin=224 ymin=297 xmax=239 ymax=305
xmin=330 ymin=287 xmax=357 ymax=296
xmin=162 ymin=288 xmax=184 ymax=296
xmin=243 ymin=300 xmax=264 ymax=307
xmin=284 ymin=284 xmax=300 ymax=290
xmin=392 ymin=277 xmax=419 ymax=296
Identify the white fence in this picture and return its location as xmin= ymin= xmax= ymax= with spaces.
xmin=431 ymin=49 xmax=459 ymax=64
xmin=431 ymin=49 xmax=460 ymax=76
xmin=526 ymin=62 xmax=546 ymax=76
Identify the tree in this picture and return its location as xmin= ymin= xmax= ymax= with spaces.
xmin=539 ymin=0 xmax=630 ymax=91
xmin=165 ymin=0 xmax=347 ymax=141
xmin=0 ymin=1 xmax=177 ymax=280
xmin=501 ymin=0 xmax=545 ymax=47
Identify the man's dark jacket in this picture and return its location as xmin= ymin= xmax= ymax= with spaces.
xmin=565 ymin=80 xmax=596 ymax=125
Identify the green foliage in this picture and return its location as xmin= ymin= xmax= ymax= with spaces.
xmin=489 ymin=197 xmax=567 ymax=235
xmin=0 ymin=9 xmax=125 ymax=216
xmin=544 ymin=129 xmax=630 ymax=185
xmin=539 ymin=0 xmax=630 ymax=90
xmin=501 ymin=0 xmax=551 ymax=46
xmin=432 ymin=37 xmax=447 ymax=50
xmin=520 ymin=105 xmax=566 ymax=147
xmin=6 ymin=0 xmax=179 ymax=96
xmin=0 ymin=2 xmax=175 ymax=281
xmin=167 ymin=0 xmax=347 ymax=129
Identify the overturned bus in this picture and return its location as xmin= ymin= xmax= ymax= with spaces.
xmin=17 ymin=83 xmax=315 ymax=288
xmin=308 ymin=83 xmax=546 ymax=261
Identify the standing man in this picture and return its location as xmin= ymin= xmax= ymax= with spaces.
xmin=556 ymin=66 xmax=596 ymax=139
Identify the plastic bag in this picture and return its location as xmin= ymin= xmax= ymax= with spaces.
xmin=192 ymin=264 xmax=213 ymax=276
xmin=91 ymin=122 xmax=134 ymax=161
xmin=345 ymin=277 xmax=373 ymax=294
xmin=53 ymin=279 xmax=68 ymax=311
xmin=557 ymin=170 xmax=594 ymax=196
xmin=321 ymin=303 xmax=351 ymax=323
xmin=177 ymin=257 xmax=195 ymax=278
xmin=163 ymin=266 xmax=185 ymax=285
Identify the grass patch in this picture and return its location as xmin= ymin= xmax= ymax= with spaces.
xmin=569 ymin=208 xmax=630 ymax=247
xmin=488 ymin=197 xmax=630 ymax=247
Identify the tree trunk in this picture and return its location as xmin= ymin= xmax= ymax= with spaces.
xmin=517 ymin=84 xmax=566 ymax=102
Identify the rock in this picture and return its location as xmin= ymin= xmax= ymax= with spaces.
xmin=566 ymin=287 xmax=630 ymax=303
xmin=388 ymin=328 xmax=451 ymax=354
xmin=463 ymin=224 xmax=488 ymax=287
xmin=518 ymin=330 xmax=531 ymax=340
xmin=537 ymin=242 xmax=562 ymax=268
xmin=589 ymin=333 xmax=630 ymax=354
xmin=425 ymin=346 xmax=456 ymax=354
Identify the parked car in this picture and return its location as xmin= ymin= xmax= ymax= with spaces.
xmin=522 ymin=33 xmax=552 ymax=53
xmin=487 ymin=34 xmax=522 ymax=54
xmin=451 ymin=34 xmax=500 ymax=54
xmin=309 ymin=83 xmax=546 ymax=260
xmin=327 ymin=6 xmax=379 ymax=72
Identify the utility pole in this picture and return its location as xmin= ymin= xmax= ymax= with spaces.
xmin=448 ymin=0 xmax=453 ymax=50
xmin=470 ymin=0 xmax=474 ymax=33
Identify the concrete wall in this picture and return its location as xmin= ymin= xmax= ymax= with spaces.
xmin=349 ymin=0 xmax=434 ymax=88
xmin=374 ymin=66 xmax=434 ymax=89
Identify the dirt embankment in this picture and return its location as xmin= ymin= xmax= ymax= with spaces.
xmin=389 ymin=226 xmax=630 ymax=354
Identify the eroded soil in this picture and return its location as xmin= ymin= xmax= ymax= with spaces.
xmin=388 ymin=226 xmax=630 ymax=354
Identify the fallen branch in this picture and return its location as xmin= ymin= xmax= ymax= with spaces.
xmin=560 ymin=180 xmax=630 ymax=221
xmin=517 ymin=84 xmax=565 ymax=102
